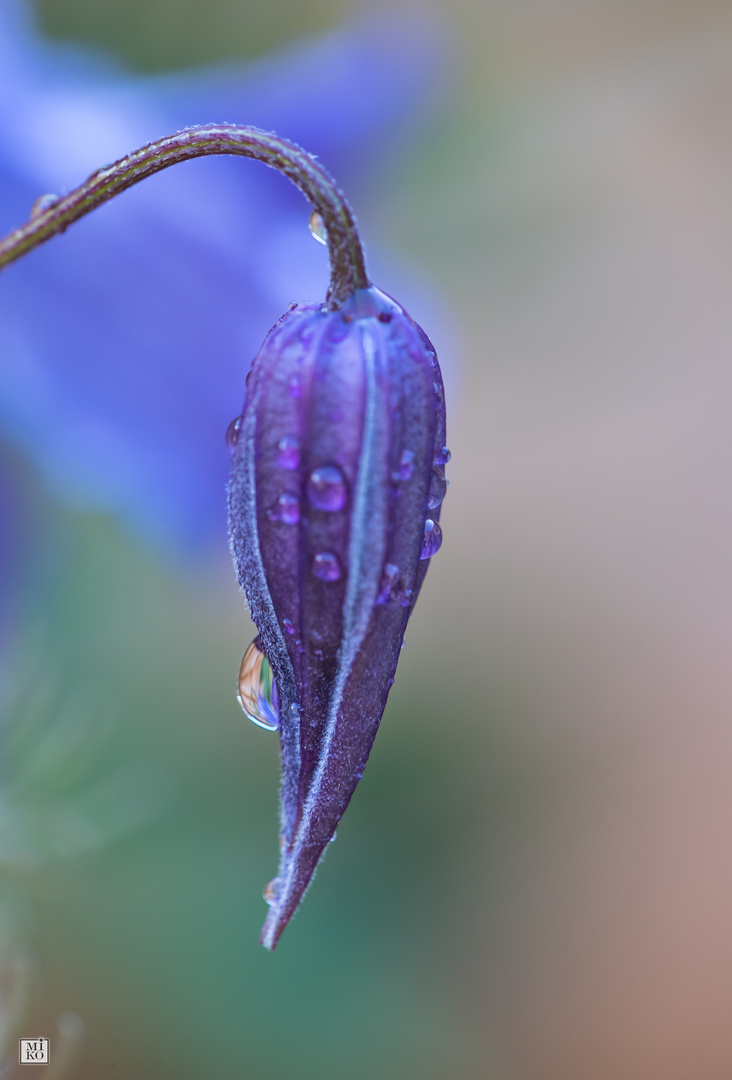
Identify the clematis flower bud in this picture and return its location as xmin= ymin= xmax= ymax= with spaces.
xmin=0 ymin=122 xmax=448 ymax=951
xmin=228 ymin=284 xmax=447 ymax=949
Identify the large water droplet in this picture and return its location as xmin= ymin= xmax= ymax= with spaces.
xmin=277 ymin=436 xmax=301 ymax=470
xmin=307 ymin=465 xmax=347 ymax=511
xmin=435 ymin=446 xmax=451 ymax=465
xmin=312 ymin=551 xmax=342 ymax=581
xmin=263 ymin=877 xmax=281 ymax=905
xmin=237 ymin=638 xmax=279 ymax=730
xmin=427 ymin=466 xmax=447 ymax=509
xmin=225 ymin=415 xmax=242 ymax=453
xmin=420 ymin=518 xmax=443 ymax=559
xmin=288 ymin=702 xmax=301 ymax=722
xmin=308 ymin=209 xmax=327 ymax=246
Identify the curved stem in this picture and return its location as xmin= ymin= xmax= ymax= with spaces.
xmin=0 ymin=124 xmax=369 ymax=306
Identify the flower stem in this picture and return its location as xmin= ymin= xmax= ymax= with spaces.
xmin=0 ymin=124 xmax=369 ymax=306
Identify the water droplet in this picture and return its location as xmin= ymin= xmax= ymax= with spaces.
xmin=225 ymin=415 xmax=242 ymax=453
xmin=268 ymin=493 xmax=300 ymax=524
xmin=307 ymin=465 xmax=347 ymax=511
xmin=288 ymin=702 xmax=301 ymax=722
xmin=277 ymin=436 xmax=301 ymax=470
xmin=420 ymin=518 xmax=443 ymax=560
xmin=433 ymin=381 xmax=444 ymax=402
xmin=312 ymin=551 xmax=342 ymax=582
xmin=392 ymin=448 xmax=415 ymax=483
xmin=376 ymin=563 xmax=412 ymax=606
xmin=264 ymin=877 xmax=281 ymax=905
xmin=376 ymin=563 xmax=399 ymax=604
xmin=237 ymin=638 xmax=279 ymax=730
xmin=288 ymin=374 xmax=302 ymax=399
xmin=329 ymin=831 xmax=337 ymax=843
xmin=30 ymin=193 xmax=58 ymax=217
xmin=308 ymin=209 xmax=328 ymax=246
xmin=427 ymin=466 xmax=447 ymax=509
xmin=435 ymin=446 xmax=451 ymax=465
xmin=283 ymin=618 xmax=296 ymax=635
xmin=279 ymin=494 xmax=300 ymax=524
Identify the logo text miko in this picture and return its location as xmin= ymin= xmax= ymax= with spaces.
xmin=19 ymin=1037 xmax=49 ymax=1064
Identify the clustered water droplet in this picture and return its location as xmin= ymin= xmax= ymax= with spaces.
xmin=420 ymin=518 xmax=443 ymax=560
xmin=237 ymin=637 xmax=280 ymax=731
xmin=308 ymin=209 xmax=328 ymax=246
xmin=312 ymin=551 xmax=342 ymax=581
xmin=376 ymin=563 xmax=413 ymax=607
xmin=307 ymin=465 xmax=347 ymax=511
xmin=225 ymin=415 xmax=242 ymax=454
xmin=427 ymin=466 xmax=447 ymax=509
xmin=277 ymin=435 xmax=301 ymax=470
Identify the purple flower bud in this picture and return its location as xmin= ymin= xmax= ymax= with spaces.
xmin=227 ymin=284 xmax=447 ymax=949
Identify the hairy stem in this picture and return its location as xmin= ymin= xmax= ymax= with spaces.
xmin=0 ymin=124 xmax=369 ymax=306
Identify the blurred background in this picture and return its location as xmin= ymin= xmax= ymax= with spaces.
xmin=2 ymin=0 xmax=732 ymax=1077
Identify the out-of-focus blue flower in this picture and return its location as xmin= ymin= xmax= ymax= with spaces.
xmin=0 ymin=0 xmax=445 ymax=553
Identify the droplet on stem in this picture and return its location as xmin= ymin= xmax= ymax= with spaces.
xmin=308 ymin=209 xmax=327 ymax=246
xmin=264 ymin=877 xmax=281 ymax=905
xmin=30 ymin=193 xmax=58 ymax=217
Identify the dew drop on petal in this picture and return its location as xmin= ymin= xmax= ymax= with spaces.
xmin=277 ymin=436 xmax=301 ymax=470
xmin=288 ymin=702 xmax=301 ymax=722
xmin=435 ymin=446 xmax=451 ymax=465
xmin=420 ymin=518 xmax=443 ymax=560
xmin=237 ymin=638 xmax=280 ymax=730
xmin=283 ymin=618 xmax=295 ymax=635
xmin=427 ymin=466 xmax=447 ymax=509
xmin=225 ymin=415 xmax=242 ymax=454
xmin=264 ymin=877 xmax=281 ymax=905
xmin=307 ymin=465 xmax=347 ymax=511
xmin=308 ymin=209 xmax=327 ymax=246
xmin=312 ymin=551 xmax=342 ymax=581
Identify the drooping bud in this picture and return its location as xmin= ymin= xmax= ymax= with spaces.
xmin=227 ymin=284 xmax=447 ymax=949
